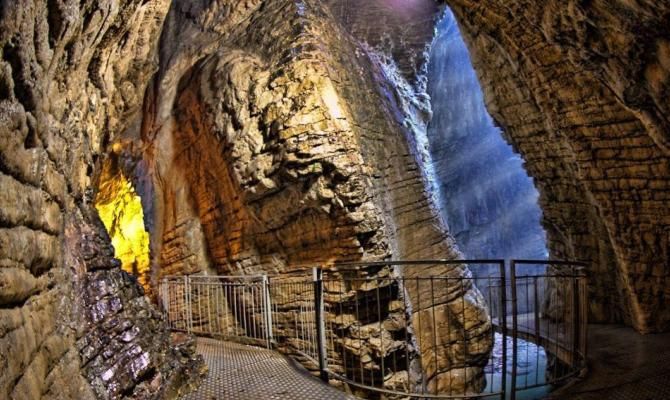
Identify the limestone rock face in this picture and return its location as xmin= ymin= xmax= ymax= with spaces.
xmin=66 ymin=213 xmax=206 ymax=399
xmin=323 ymin=0 xmax=440 ymax=84
xmin=0 ymin=0 xmax=203 ymax=398
xmin=0 ymin=0 xmax=491 ymax=396
xmin=443 ymin=0 xmax=670 ymax=333
xmin=147 ymin=0 xmax=389 ymax=276
xmin=5 ymin=0 xmax=669 ymax=398
xmin=136 ymin=0 xmax=492 ymax=394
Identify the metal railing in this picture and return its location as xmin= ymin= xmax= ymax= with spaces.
xmin=159 ymin=259 xmax=588 ymax=399
xmin=160 ymin=275 xmax=274 ymax=347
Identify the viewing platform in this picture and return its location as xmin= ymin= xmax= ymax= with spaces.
xmin=184 ymin=338 xmax=357 ymax=400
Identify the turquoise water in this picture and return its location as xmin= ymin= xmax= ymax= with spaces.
xmin=483 ymin=332 xmax=551 ymax=399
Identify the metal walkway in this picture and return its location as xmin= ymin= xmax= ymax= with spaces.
xmin=182 ymin=338 xmax=358 ymax=400
xmin=164 ymin=260 xmax=588 ymax=399
xmin=547 ymin=324 xmax=670 ymax=400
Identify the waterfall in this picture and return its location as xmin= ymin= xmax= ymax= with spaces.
xmin=426 ymin=8 xmax=548 ymax=267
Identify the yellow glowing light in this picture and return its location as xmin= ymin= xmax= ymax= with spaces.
xmin=95 ymin=173 xmax=151 ymax=292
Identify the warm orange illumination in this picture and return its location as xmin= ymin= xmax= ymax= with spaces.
xmin=95 ymin=172 xmax=151 ymax=292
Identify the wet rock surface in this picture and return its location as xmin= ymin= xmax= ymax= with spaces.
xmin=323 ymin=0 xmax=440 ymax=85
xmin=78 ymin=265 xmax=206 ymax=399
xmin=68 ymin=210 xmax=207 ymax=400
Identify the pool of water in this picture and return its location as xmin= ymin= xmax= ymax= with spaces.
xmin=483 ymin=332 xmax=550 ymax=399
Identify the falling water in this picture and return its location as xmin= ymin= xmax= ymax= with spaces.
xmin=427 ymin=8 xmax=551 ymax=398
xmin=336 ymin=5 xmax=553 ymax=396
xmin=426 ymin=8 xmax=548 ymax=266
xmin=362 ymin=43 xmax=445 ymax=220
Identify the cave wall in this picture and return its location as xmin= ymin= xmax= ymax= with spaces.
xmin=147 ymin=0 xmax=452 ymax=273
xmin=444 ymin=0 xmax=670 ymax=333
xmin=0 ymin=0 xmax=492 ymax=396
xmin=133 ymin=0 xmax=492 ymax=393
xmin=323 ymin=0 xmax=440 ymax=85
xmin=3 ymin=0 xmax=669 ymax=398
xmin=0 ymin=0 xmax=203 ymax=398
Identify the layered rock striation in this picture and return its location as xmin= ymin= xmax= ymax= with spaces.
xmin=3 ymin=0 xmax=670 ymax=399
xmin=443 ymin=0 xmax=670 ymax=333
xmin=0 ymin=0 xmax=203 ymax=398
xmin=136 ymin=0 xmax=492 ymax=394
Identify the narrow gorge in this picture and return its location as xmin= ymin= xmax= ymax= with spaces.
xmin=1 ymin=0 xmax=668 ymax=399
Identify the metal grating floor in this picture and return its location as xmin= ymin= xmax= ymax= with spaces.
xmin=182 ymin=325 xmax=670 ymax=400
xmin=547 ymin=324 xmax=670 ymax=400
xmin=182 ymin=338 xmax=358 ymax=400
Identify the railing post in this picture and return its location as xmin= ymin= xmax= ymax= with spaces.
xmin=579 ymin=267 xmax=588 ymax=366
xmin=572 ymin=266 xmax=581 ymax=368
xmin=498 ymin=261 xmax=508 ymax=398
xmin=533 ymin=276 xmax=540 ymax=344
xmin=313 ymin=267 xmax=328 ymax=382
xmin=161 ymin=278 xmax=168 ymax=322
xmin=262 ymin=274 xmax=274 ymax=348
xmin=510 ymin=261 xmax=518 ymax=400
xmin=184 ymin=275 xmax=193 ymax=334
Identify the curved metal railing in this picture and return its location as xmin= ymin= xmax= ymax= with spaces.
xmin=159 ymin=259 xmax=588 ymax=399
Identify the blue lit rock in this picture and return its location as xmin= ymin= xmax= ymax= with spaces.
xmin=426 ymin=9 xmax=547 ymax=263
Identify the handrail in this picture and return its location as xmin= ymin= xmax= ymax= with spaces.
xmin=330 ymin=259 xmax=505 ymax=266
xmin=512 ymin=259 xmax=590 ymax=266
xmin=159 ymin=259 xmax=588 ymax=399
